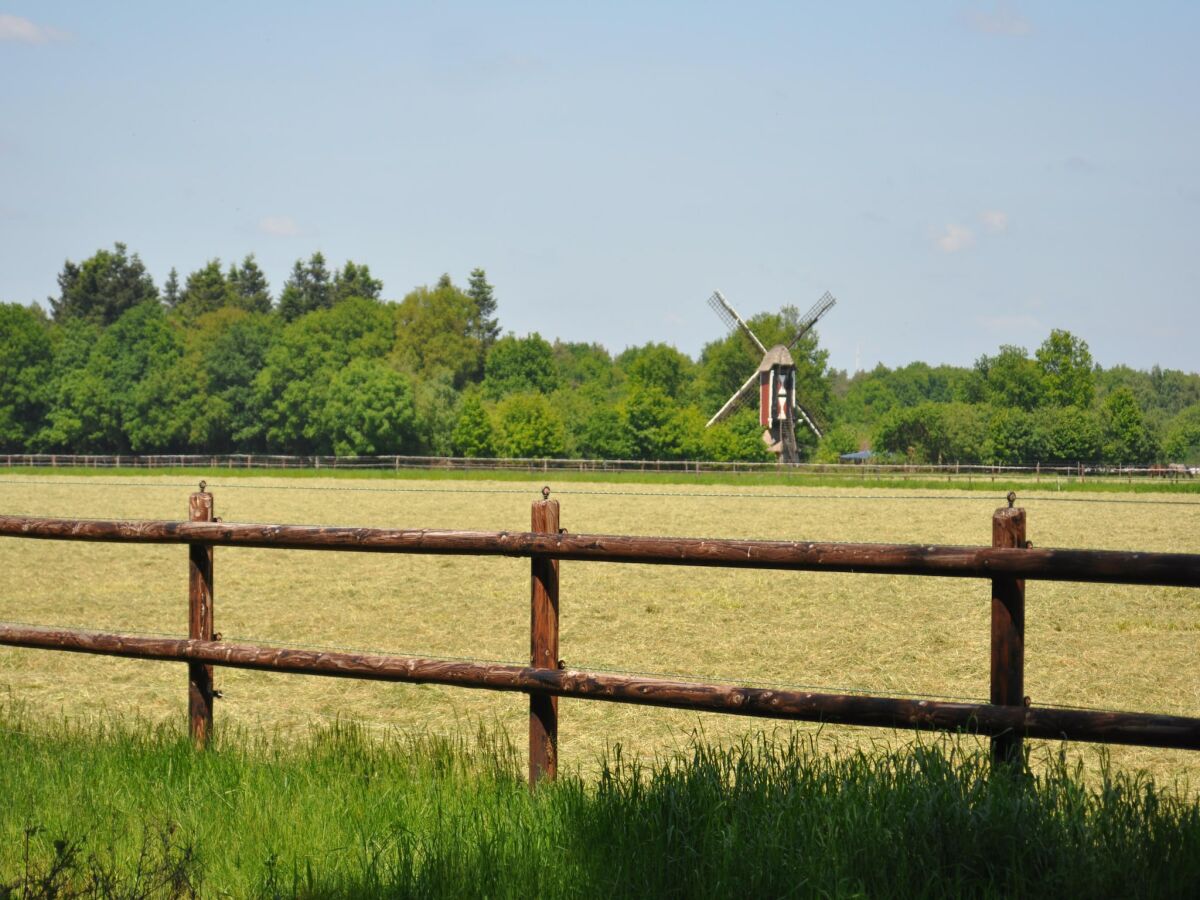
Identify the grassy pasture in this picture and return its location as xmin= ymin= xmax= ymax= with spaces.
xmin=1 ymin=474 xmax=1198 ymax=786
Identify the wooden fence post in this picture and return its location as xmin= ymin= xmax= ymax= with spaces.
xmin=188 ymin=482 xmax=215 ymax=748
xmin=530 ymin=488 xmax=560 ymax=787
xmin=991 ymin=493 xmax=1026 ymax=768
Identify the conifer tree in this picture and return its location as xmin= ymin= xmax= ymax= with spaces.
xmin=467 ymin=267 xmax=500 ymax=349
xmin=228 ymin=254 xmax=272 ymax=313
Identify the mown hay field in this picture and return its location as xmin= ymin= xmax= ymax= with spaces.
xmin=1 ymin=474 xmax=1198 ymax=785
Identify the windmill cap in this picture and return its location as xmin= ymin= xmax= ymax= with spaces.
xmin=757 ymin=345 xmax=795 ymax=372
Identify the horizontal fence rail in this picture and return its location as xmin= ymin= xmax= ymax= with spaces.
xmin=2 ymin=624 xmax=1198 ymax=751
xmin=1 ymin=487 xmax=1199 ymax=785
xmin=1 ymin=452 xmax=1195 ymax=479
xmin=1 ymin=514 xmax=1199 ymax=587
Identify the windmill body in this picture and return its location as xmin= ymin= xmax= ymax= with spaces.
xmin=705 ymin=290 xmax=836 ymax=464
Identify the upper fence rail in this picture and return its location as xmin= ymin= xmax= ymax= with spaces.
xmin=1 ymin=453 xmax=1196 ymax=479
xmin=2 ymin=513 xmax=1199 ymax=588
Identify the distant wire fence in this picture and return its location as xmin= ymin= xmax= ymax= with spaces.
xmin=1 ymin=453 xmax=1196 ymax=481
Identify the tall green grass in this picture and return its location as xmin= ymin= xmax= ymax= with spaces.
xmin=2 ymin=707 xmax=1198 ymax=898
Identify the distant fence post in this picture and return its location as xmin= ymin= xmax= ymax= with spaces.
xmin=188 ymin=482 xmax=215 ymax=748
xmin=529 ymin=488 xmax=560 ymax=787
xmin=990 ymin=494 xmax=1027 ymax=768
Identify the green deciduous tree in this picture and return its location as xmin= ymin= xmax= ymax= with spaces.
xmin=621 ymin=386 xmax=703 ymax=460
xmin=451 ymin=390 xmax=496 ymax=458
xmin=0 ymin=303 xmax=53 ymax=449
xmin=1102 ymin=387 xmax=1159 ymax=464
xmin=1036 ymin=330 xmax=1095 ymax=408
xmin=50 ymin=243 xmax=159 ymax=326
xmin=1163 ymin=404 xmax=1200 ymax=463
xmin=393 ymin=279 xmax=485 ymax=387
xmin=985 ymin=406 xmax=1035 ymax=465
xmin=973 ymin=346 xmax=1044 ymax=412
xmin=320 ymin=358 xmax=417 ymax=455
xmin=619 ymin=343 xmax=694 ymax=399
xmin=256 ymin=297 xmax=395 ymax=452
xmin=482 ymin=333 xmax=558 ymax=399
xmin=1030 ymin=406 xmax=1103 ymax=463
xmin=493 ymin=392 xmax=566 ymax=458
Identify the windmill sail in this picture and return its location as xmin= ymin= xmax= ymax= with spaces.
xmin=786 ymin=291 xmax=836 ymax=349
xmin=706 ymin=370 xmax=758 ymax=427
xmin=708 ymin=291 xmax=767 ymax=355
xmin=794 ymin=402 xmax=823 ymax=438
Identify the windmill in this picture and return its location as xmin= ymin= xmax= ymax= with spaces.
xmin=705 ymin=290 xmax=837 ymax=464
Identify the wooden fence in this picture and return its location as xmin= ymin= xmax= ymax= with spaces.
xmin=2 ymin=452 xmax=1195 ymax=481
xmin=1 ymin=487 xmax=1199 ymax=786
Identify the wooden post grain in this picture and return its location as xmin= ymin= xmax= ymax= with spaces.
xmin=991 ymin=497 xmax=1026 ymax=768
xmin=529 ymin=491 xmax=560 ymax=786
xmin=188 ymin=484 xmax=215 ymax=748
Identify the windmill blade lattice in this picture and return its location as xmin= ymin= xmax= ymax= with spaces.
xmin=707 ymin=291 xmax=767 ymax=356
xmin=706 ymin=370 xmax=759 ymax=427
xmin=786 ymin=291 xmax=837 ymax=349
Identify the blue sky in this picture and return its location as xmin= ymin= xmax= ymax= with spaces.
xmin=2 ymin=2 xmax=1197 ymax=373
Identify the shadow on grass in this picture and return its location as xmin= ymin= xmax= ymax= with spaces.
xmin=2 ymin=709 xmax=1198 ymax=899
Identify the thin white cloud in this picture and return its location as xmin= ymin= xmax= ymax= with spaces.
xmin=0 ymin=14 xmax=67 ymax=43
xmin=936 ymin=224 xmax=975 ymax=253
xmin=258 ymin=215 xmax=300 ymax=237
xmin=965 ymin=3 xmax=1032 ymax=37
xmin=980 ymin=210 xmax=1008 ymax=233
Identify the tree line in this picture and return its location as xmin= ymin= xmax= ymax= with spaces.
xmin=1 ymin=242 xmax=1198 ymax=464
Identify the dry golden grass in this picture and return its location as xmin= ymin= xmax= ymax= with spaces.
xmin=1 ymin=474 xmax=1198 ymax=784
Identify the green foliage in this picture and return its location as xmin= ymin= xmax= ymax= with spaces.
xmin=162 ymin=267 xmax=181 ymax=308
xmin=986 ymin=406 xmax=1035 ymax=465
xmin=703 ymin=408 xmax=772 ymax=462
xmin=1037 ymin=329 xmax=1095 ymax=408
xmin=622 ymin=386 xmax=703 ymax=460
xmin=320 ymin=358 xmax=417 ymax=455
xmin=553 ymin=341 xmax=618 ymax=393
xmin=493 ymin=392 xmax=566 ymax=457
xmin=332 ymin=260 xmax=383 ymax=303
xmin=483 ymin=333 xmax=558 ymax=399
xmin=175 ymin=258 xmax=230 ymax=322
xmin=7 ymin=247 xmax=1196 ymax=466
xmin=1030 ymin=405 xmax=1103 ymax=463
xmin=451 ymin=390 xmax=496 ymax=458
xmin=256 ymin=297 xmax=394 ymax=452
xmin=393 ymin=279 xmax=484 ymax=387
xmin=1103 ymin=387 xmax=1159 ymax=464
xmin=277 ymin=252 xmax=333 ymax=322
xmin=227 ymin=254 xmax=273 ymax=313
xmin=1163 ymin=404 xmax=1200 ymax=463
xmin=813 ymin=423 xmax=862 ymax=462
xmin=0 ymin=303 xmax=52 ymax=450
xmin=618 ymin=342 xmax=693 ymax=399
xmin=49 ymin=242 xmax=159 ymax=326
xmin=466 ymin=267 xmax=500 ymax=349
xmin=973 ymin=345 xmax=1044 ymax=411
xmin=412 ymin=369 xmax=459 ymax=456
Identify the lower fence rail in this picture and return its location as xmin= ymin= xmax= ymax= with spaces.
xmin=2 ymin=623 xmax=1198 ymax=752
